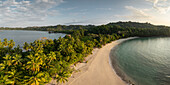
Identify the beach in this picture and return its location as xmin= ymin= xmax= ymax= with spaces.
xmin=48 ymin=37 xmax=135 ymax=85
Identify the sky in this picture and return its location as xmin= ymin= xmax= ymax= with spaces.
xmin=0 ymin=0 xmax=170 ymax=27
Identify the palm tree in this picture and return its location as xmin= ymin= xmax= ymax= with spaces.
xmin=7 ymin=69 xmax=23 ymax=85
xmin=14 ymin=45 xmax=22 ymax=54
xmin=26 ymin=54 xmax=43 ymax=72
xmin=24 ymin=72 xmax=51 ymax=85
xmin=47 ymin=52 xmax=56 ymax=64
xmin=55 ymin=60 xmax=72 ymax=85
xmin=56 ymin=71 xmax=71 ymax=85
xmin=48 ymin=62 xmax=61 ymax=77
xmin=3 ymin=38 xmax=8 ymax=47
xmin=23 ymin=42 xmax=30 ymax=51
xmin=8 ymin=40 xmax=15 ymax=49
xmin=0 ymin=39 xmax=3 ymax=48
xmin=12 ymin=54 xmax=23 ymax=66
xmin=3 ymin=54 xmax=12 ymax=67
xmin=0 ymin=55 xmax=23 ymax=85
xmin=0 ymin=74 xmax=14 ymax=85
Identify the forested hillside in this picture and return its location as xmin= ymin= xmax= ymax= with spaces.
xmin=0 ymin=21 xmax=170 ymax=85
xmin=1 ymin=21 xmax=170 ymax=37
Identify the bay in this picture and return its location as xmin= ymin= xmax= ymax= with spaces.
xmin=0 ymin=30 xmax=65 ymax=47
xmin=111 ymin=37 xmax=170 ymax=85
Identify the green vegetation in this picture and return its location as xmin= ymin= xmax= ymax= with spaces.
xmin=0 ymin=25 xmax=95 ymax=33
xmin=0 ymin=21 xmax=170 ymax=85
xmin=1 ymin=21 xmax=170 ymax=37
xmin=0 ymin=35 xmax=96 ymax=85
xmin=0 ymin=30 xmax=122 ymax=85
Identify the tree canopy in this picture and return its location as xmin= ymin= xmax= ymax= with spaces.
xmin=0 ymin=21 xmax=170 ymax=85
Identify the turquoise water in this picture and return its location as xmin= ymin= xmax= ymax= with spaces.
xmin=111 ymin=37 xmax=170 ymax=85
xmin=0 ymin=30 xmax=65 ymax=47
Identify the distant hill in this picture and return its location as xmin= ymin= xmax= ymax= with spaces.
xmin=0 ymin=21 xmax=169 ymax=32
xmin=0 ymin=25 xmax=95 ymax=31
xmin=107 ymin=21 xmax=169 ymax=29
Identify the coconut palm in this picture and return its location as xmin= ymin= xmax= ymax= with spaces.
xmin=26 ymin=54 xmax=43 ymax=72
xmin=55 ymin=70 xmax=71 ymax=85
xmin=7 ymin=69 xmax=23 ymax=85
xmin=23 ymin=42 xmax=30 ymax=51
xmin=24 ymin=72 xmax=51 ymax=85
xmin=14 ymin=45 xmax=22 ymax=54
xmin=47 ymin=52 xmax=56 ymax=64
xmin=0 ymin=74 xmax=14 ymax=85
xmin=3 ymin=54 xmax=12 ymax=67
xmin=48 ymin=62 xmax=61 ymax=77
xmin=12 ymin=54 xmax=23 ymax=66
xmin=3 ymin=38 xmax=8 ymax=47
xmin=8 ymin=40 xmax=15 ymax=49
xmin=0 ymin=39 xmax=3 ymax=48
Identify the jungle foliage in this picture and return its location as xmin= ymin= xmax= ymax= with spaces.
xmin=0 ymin=21 xmax=170 ymax=85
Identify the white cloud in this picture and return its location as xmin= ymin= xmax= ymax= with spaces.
xmin=116 ymin=6 xmax=151 ymax=20
xmin=64 ymin=17 xmax=111 ymax=25
xmin=146 ymin=0 xmax=170 ymax=14
xmin=96 ymin=8 xmax=112 ymax=11
xmin=115 ymin=4 xmax=170 ymax=26
xmin=0 ymin=0 xmax=64 ymax=27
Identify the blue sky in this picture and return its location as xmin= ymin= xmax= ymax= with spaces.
xmin=0 ymin=0 xmax=170 ymax=27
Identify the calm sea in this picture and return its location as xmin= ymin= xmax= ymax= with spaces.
xmin=0 ymin=30 xmax=65 ymax=47
xmin=111 ymin=37 xmax=170 ymax=85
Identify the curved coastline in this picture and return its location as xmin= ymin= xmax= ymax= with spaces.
xmin=109 ymin=37 xmax=139 ymax=85
xmin=49 ymin=37 xmax=138 ymax=85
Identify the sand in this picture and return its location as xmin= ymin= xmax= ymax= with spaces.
xmin=48 ymin=37 xmax=136 ymax=85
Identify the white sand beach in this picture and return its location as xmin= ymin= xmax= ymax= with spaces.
xmin=48 ymin=37 xmax=136 ymax=85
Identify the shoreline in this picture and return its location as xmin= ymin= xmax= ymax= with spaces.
xmin=109 ymin=37 xmax=139 ymax=85
xmin=48 ymin=37 xmax=138 ymax=85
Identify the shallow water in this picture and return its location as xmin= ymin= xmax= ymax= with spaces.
xmin=111 ymin=37 xmax=170 ymax=85
xmin=0 ymin=30 xmax=65 ymax=47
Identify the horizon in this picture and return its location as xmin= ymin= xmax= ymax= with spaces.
xmin=0 ymin=21 xmax=169 ymax=28
xmin=0 ymin=0 xmax=170 ymax=27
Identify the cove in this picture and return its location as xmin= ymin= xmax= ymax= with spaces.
xmin=111 ymin=37 xmax=170 ymax=85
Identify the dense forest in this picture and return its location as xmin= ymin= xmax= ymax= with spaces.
xmin=1 ymin=21 xmax=170 ymax=37
xmin=0 ymin=21 xmax=170 ymax=85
